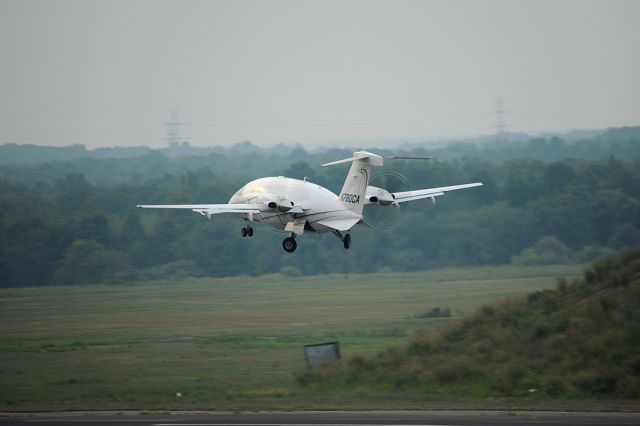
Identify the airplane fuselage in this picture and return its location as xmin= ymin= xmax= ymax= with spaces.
xmin=228 ymin=176 xmax=360 ymax=234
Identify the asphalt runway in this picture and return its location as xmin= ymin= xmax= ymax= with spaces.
xmin=1 ymin=411 xmax=639 ymax=426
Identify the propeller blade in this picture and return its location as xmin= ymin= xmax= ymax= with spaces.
xmin=384 ymin=156 xmax=432 ymax=160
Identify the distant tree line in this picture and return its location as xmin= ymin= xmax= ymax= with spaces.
xmin=0 ymin=132 xmax=639 ymax=287
xmin=427 ymin=126 xmax=640 ymax=163
xmin=1 ymin=126 xmax=639 ymax=185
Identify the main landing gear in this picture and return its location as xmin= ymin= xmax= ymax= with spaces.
xmin=333 ymin=230 xmax=351 ymax=249
xmin=281 ymin=231 xmax=351 ymax=253
xmin=241 ymin=226 xmax=254 ymax=237
xmin=282 ymin=235 xmax=297 ymax=253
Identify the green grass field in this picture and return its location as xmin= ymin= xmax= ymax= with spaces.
xmin=1 ymin=264 xmax=606 ymax=411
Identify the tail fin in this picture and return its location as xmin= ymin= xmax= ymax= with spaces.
xmin=322 ymin=151 xmax=383 ymax=216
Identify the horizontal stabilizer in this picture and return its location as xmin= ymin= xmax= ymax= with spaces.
xmin=321 ymin=151 xmax=384 ymax=167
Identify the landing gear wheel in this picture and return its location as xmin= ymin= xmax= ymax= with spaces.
xmin=343 ymin=233 xmax=351 ymax=249
xmin=282 ymin=237 xmax=297 ymax=253
xmin=241 ymin=227 xmax=248 ymax=237
xmin=247 ymin=227 xmax=254 ymax=237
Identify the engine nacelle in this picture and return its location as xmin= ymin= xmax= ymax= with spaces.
xmin=267 ymin=198 xmax=295 ymax=212
xmin=365 ymin=186 xmax=395 ymax=206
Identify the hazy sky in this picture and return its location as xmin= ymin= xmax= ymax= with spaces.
xmin=1 ymin=0 xmax=639 ymax=148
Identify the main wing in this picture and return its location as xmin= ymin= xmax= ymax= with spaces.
xmin=137 ymin=203 xmax=264 ymax=218
xmin=392 ymin=182 xmax=483 ymax=203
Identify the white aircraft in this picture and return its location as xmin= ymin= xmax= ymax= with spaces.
xmin=137 ymin=151 xmax=482 ymax=252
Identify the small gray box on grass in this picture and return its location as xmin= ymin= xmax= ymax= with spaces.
xmin=304 ymin=341 xmax=341 ymax=367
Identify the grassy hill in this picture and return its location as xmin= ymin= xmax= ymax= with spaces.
xmin=298 ymin=247 xmax=640 ymax=400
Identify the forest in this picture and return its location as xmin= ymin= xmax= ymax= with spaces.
xmin=1 ymin=127 xmax=639 ymax=287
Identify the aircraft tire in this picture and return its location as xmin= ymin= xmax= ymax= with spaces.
xmin=343 ymin=233 xmax=351 ymax=249
xmin=241 ymin=227 xmax=247 ymax=237
xmin=282 ymin=237 xmax=297 ymax=253
xmin=248 ymin=227 xmax=254 ymax=237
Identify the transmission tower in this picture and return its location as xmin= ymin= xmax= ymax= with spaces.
xmin=495 ymin=97 xmax=506 ymax=140
xmin=166 ymin=109 xmax=181 ymax=148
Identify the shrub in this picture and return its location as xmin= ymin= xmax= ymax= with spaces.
xmin=415 ymin=307 xmax=452 ymax=319
xmin=432 ymin=355 xmax=482 ymax=385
